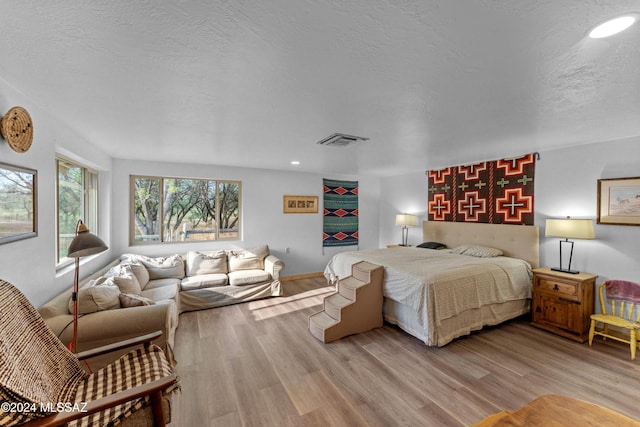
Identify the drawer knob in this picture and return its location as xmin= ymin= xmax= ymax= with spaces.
xmin=553 ymin=284 xmax=559 ymax=291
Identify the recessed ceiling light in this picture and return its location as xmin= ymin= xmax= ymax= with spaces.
xmin=589 ymin=15 xmax=636 ymax=39
xmin=291 ymin=161 xmax=300 ymax=165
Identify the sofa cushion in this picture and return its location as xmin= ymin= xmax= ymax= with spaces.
xmin=181 ymin=274 xmax=228 ymax=291
xmin=104 ymin=264 xmax=142 ymax=295
xmin=119 ymin=293 xmax=155 ymax=308
xmin=228 ymin=269 xmax=271 ymax=286
xmin=144 ymin=278 xmax=182 ymax=291
xmin=141 ymin=284 xmax=178 ymax=302
xmin=228 ymin=245 xmax=270 ymax=272
xmin=186 ymin=250 xmax=228 ymax=276
xmin=69 ymin=277 xmax=121 ymax=315
xmin=121 ymin=254 xmax=185 ymax=280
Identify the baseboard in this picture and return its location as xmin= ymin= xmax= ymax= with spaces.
xmin=281 ymin=272 xmax=324 ymax=281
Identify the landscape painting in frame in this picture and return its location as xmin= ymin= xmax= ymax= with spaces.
xmin=597 ymin=177 xmax=640 ymax=226
xmin=0 ymin=162 xmax=37 ymax=244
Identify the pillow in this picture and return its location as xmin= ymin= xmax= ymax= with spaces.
xmin=186 ymin=250 xmax=228 ymax=276
xmin=104 ymin=264 xmax=142 ymax=294
xmin=119 ymin=293 xmax=155 ymax=308
xmin=416 ymin=241 xmax=447 ymax=250
xmin=121 ymin=254 xmax=185 ymax=280
xmin=228 ymin=245 xmax=269 ymax=271
xmin=451 ymin=244 xmax=503 ymax=258
xmin=129 ymin=263 xmax=150 ymax=288
xmin=69 ymin=277 xmax=121 ymax=315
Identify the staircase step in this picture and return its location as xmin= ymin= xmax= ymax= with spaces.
xmin=338 ymin=276 xmax=367 ymax=299
xmin=310 ymin=311 xmax=339 ymax=328
xmin=352 ymin=261 xmax=380 ymax=282
xmin=325 ymin=293 xmax=353 ymax=319
xmin=308 ymin=311 xmax=339 ymax=342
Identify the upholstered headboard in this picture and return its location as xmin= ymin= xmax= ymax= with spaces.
xmin=422 ymin=221 xmax=539 ymax=268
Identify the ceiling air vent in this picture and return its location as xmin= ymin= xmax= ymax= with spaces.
xmin=316 ymin=133 xmax=369 ymax=147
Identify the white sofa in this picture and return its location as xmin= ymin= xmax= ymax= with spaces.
xmin=121 ymin=244 xmax=284 ymax=312
xmin=38 ymin=245 xmax=284 ymax=369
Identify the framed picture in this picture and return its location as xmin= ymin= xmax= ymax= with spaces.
xmin=597 ymin=177 xmax=640 ymax=226
xmin=283 ymin=195 xmax=318 ymax=214
xmin=0 ymin=162 xmax=37 ymax=244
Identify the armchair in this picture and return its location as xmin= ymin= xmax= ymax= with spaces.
xmin=0 ymin=279 xmax=179 ymax=427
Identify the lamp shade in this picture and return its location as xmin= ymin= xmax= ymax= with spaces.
xmin=395 ymin=214 xmax=417 ymax=227
xmin=67 ymin=222 xmax=108 ymax=258
xmin=545 ymin=218 xmax=595 ymax=240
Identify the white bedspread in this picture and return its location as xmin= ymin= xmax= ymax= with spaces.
xmin=324 ymin=247 xmax=532 ymax=344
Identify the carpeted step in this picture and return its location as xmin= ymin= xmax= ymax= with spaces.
xmin=325 ymin=293 xmax=353 ymax=319
xmin=338 ymin=276 xmax=367 ymax=300
xmin=352 ymin=261 xmax=381 ymax=282
xmin=308 ymin=311 xmax=339 ymax=342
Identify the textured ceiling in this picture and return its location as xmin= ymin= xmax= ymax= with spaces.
xmin=1 ymin=1 xmax=639 ymax=176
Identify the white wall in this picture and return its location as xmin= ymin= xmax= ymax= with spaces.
xmin=378 ymin=137 xmax=640 ymax=286
xmin=111 ymin=159 xmax=381 ymax=277
xmin=536 ymin=136 xmax=640 ymax=283
xmin=379 ymin=171 xmax=427 ymax=247
xmin=0 ymin=77 xmax=112 ymax=307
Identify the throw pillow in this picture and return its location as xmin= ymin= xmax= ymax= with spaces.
xmin=186 ymin=250 xmax=228 ymax=276
xmin=228 ymin=245 xmax=269 ymax=271
xmin=416 ymin=241 xmax=447 ymax=250
xmin=121 ymin=254 xmax=185 ymax=280
xmin=119 ymin=293 xmax=155 ymax=308
xmin=104 ymin=264 xmax=143 ymax=294
xmin=451 ymin=244 xmax=504 ymax=258
xmin=69 ymin=277 xmax=121 ymax=315
xmin=128 ymin=263 xmax=150 ymax=288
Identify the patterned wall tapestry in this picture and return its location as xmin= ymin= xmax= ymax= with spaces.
xmin=427 ymin=153 xmax=536 ymax=225
xmin=323 ymin=179 xmax=359 ymax=247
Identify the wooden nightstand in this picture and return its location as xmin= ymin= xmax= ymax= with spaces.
xmin=531 ymin=267 xmax=597 ymax=342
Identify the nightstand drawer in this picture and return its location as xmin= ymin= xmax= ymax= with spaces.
xmin=535 ymin=278 xmax=578 ymax=299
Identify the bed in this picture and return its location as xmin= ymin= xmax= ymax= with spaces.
xmin=324 ymin=221 xmax=539 ymax=346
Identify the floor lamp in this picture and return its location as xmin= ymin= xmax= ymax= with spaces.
xmin=395 ymin=214 xmax=417 ymax=246
xmin=67 ymin=219 xmax=108 ymax=352
xmin=545 ymin=217 xmax=594 ymax=274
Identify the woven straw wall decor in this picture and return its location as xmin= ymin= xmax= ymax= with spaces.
xmin=1 ymin=106 xmax=33 ymax=153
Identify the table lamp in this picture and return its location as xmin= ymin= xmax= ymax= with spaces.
xmin=395 ymin=214 xmax=417 ymax=246
xmin=545 ymin=217 xmax=594 ymax=274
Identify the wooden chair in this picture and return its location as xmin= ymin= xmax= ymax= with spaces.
xmin=0 ymin=279 xmax=179 ymax=427
xmin=589 ymin=280 xmax=640 ymax=360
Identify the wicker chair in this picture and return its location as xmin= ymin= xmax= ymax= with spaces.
xmin=589 ymin=280 xmax=640 ymax=360
xmin=0 ymin=279 xmax=179 ymax=427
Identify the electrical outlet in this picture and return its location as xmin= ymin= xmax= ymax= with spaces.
xmin=285 ymin=247 xmax=290 ymax=254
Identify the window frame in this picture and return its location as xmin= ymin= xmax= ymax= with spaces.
xmin=55 ymin=156 xmax=100 ymax=267
xmin=129 ymin=175 xmax=242 ymax=246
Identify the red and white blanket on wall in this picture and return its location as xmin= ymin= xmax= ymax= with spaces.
xmin=426 ymin=153 xmax=536 ymax=225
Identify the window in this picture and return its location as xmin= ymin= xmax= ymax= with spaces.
xmin=131 ymin=175 xmax=240 ymax=244
xmin=56 ymin=157 xmax=99 ymax=264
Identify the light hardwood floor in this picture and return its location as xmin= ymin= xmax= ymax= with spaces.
xmin=170 ymin=277 xmax=639 ymax=426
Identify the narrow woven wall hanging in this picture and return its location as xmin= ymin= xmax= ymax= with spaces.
xmin=322 ymin=178 xmax=359 ymax=247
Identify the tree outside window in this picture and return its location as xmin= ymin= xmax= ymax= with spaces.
xmin=131 ymin=176 xmax=240 ymax=244
xmin=56 ymin=158 xmax=98 ymax=263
